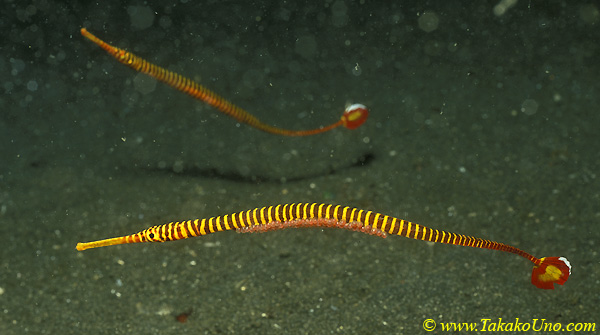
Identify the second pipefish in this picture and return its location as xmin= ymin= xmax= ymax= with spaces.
xmin=80 ymin=28 xmax=368 ymax=136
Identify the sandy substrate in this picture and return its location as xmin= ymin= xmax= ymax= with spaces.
xmin=1 ymin=1 xmax=598 ymax=334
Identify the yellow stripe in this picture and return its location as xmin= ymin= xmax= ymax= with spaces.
xmin=173 ymin=223 xmax=180 ymax=240
xmin=245 ymin=210 xmax=252 ymax=226
xmin=422 ymin=226 xmax=430 ymax=241
xmin=260 ymin=207 xmax=266 ymax=224
xmin=215 ymin=216 xmax=222 ymax=232
xmin=372 ymin=213 xmax=381 ymax=229
xmin=282 ymin=204 xmax=289 ymax=221
xmin=349 ymin=208 xmax=357 ymax=222
xmin=185 ymin=221 xmax=194 ymax=237
xmin=341 ymin=206 xmax=349 ymax=222
xmin=167 ymin=223 xmax=175 ymax=240
xmin=170 ymin=223 xmax=179 ymax=241
xmin=158 ymin=224 xmax=165 ymax=241
xmin=389 ymin=218 xmax=396 ymax=234
xmin=230 ymin=214 xmax=238 ymax=229
xmin=199 ymin=218 xmax=207 ymax=235
xmin=237 ymin=211 xmax=245 ymax=228
xmin=381 ymin=215 xmax=389 ymax=232
xmin=267 ymin=206 xmax=273 ymax=223
xmin=163 ymin=223 xmax=170 ymax=240
xmin=159 ymin=226 xmax=168 ymax=242
xmin=193 ymin=219 xmax=200 ymax=235
xmin=220 ymin=216 xmax=226 ymax=231
xmin=332 ymin=205 xmax=340 ymax=221
xmin=290 ymin=203 xmax=295 ymax=220
xmin=222 ymin=215 xmax=230 ymax=231
xmin=179 ymin=222 xmax=188 ymax=239
xmin=274 ymin=204 xmax=281 ymax=222
xmin=398 ymin=220 xmax=405 ymax=236
xmin=325 ymin=204 xmax=333 ymax=219
xmin=364 ymin=211 xmax=372 ymax=226
xmin=207 ymin=217 xmax=215 ymax=233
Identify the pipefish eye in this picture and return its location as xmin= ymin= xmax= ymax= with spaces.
xmin=145 ymin=228 xmax=161 ymax=242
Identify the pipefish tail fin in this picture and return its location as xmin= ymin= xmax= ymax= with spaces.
xmin=531 ymin=257 xmax=571 ymax=289
xmin=341 ymin=104 xmax=369 ymax=129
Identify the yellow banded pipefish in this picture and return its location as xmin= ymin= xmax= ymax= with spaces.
xmin=75 ymin=203 xmax=571 ymax=290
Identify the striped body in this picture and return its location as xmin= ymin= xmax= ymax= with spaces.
xmin=117 ymin=203 xmax=539 ymax=265
xmin=80 ymin=28 xmax=368 ymax=136
xmin=76 ymin=203 xmax=571 ymax=289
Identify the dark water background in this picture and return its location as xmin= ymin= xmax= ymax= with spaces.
xmin=1 ymin=1 xmax=598 ymax=334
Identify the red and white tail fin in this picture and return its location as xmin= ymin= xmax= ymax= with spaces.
xmin=531 ymin=257 xmax=571 ymax=289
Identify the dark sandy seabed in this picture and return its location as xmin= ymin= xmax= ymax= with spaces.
xmin=1 ymin=1 xmax=598 ymax=334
